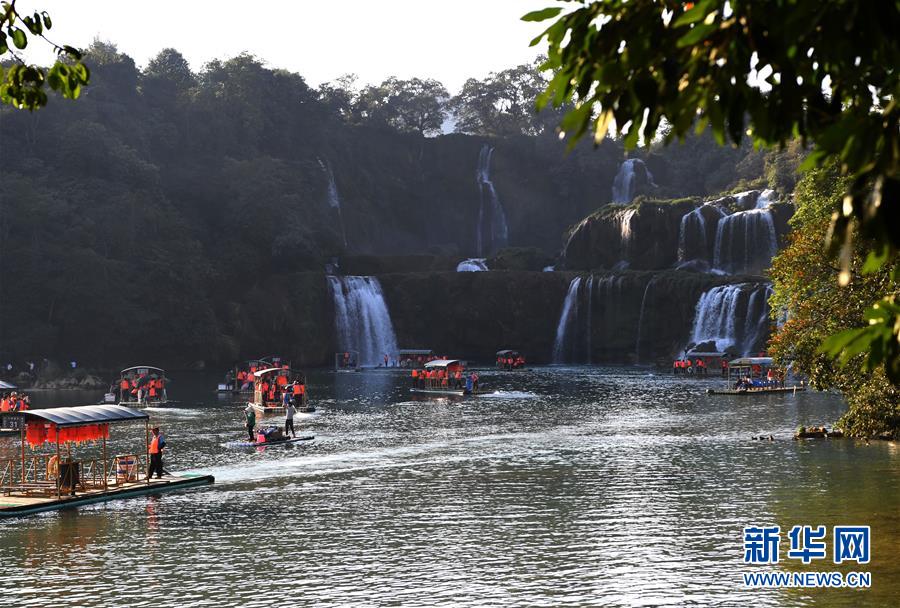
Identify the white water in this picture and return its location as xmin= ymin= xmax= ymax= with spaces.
xmin=552 ymin=277 xmax=582 ymax=364
xmin=543 ymin=265 xmax=555 ymax=272
xmin=755 ymin=188 xmax=776 ymax=209
xmin=328 ymin=276 xmax=399 ymax=367
xmin=677 ymin=204 xmax=726 ymax=264
xmin=688 ymin=283 xmax=771 ymax=355
xmin=457 ymin=258 xmax=489 ymax=272
xmin=584 ymin=275 xmax=594 ymax=364
xmin=318 ymin=158 xmax=348 ymax=248
xmin=612 ymin=159 xmax=655 ymax=203
xmin=634 ymin=277 xmax=657 ymax=363
xmin=712 ymin=208 xmax=778 ymax=274
xmin=475 ymin=145 xmax=509 ymax=255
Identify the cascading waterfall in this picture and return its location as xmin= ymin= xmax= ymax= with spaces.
xmin=457 ymin=258 xmax=489 ymax=272
xmin=612 ymin=158 xmax=656 ymax=203
xmin=552 ymin=277 xmax=583 ymax=364
xmin=318 ymin=158 xmax=348 ymax=248
xmin=677 ymin=204 xmax=726 ymax=264
xmin=584 ymin=275 xmax=594 ymax=364
xmin=634 ymin=276 xmax=657 ymax=363
xmin=328 ymin=276 xmax=398 ymax=367
xmin=687 ymin=283 xmax=772 ymax=355
xmin=712 ymin=209 xmax=778 ymax=274
xmin=475 ymin=145 xmax=509 ymax=256
xmin=755 ymin=189 xmax=776 ymax=209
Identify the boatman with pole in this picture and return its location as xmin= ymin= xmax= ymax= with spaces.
xmin=148 ymin=427 xmax=166 ymax=479
xmin=244 ymin=404 xmax=256 ymax=441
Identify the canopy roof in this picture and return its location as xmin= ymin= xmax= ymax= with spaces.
xmin=424 ymin=359 xmax=464 ymax=369
xmin=120 ymin=366 xmax=164 ymax=375
xmin=684 ymin=351 xmax=726 ymax=357
xmin=729 ymin=357 xmax=774 ymax=366
xmin=20 ymin=404 xmax=148 ymax=427
xmin=0 ymin=380 xmax=16 ymax=389
xmin=398 ymin=349 xmax=434 ymax=355
xmin=496 ymin=349 xmax=520 ymax=356
xmin=253 ymin=367 xmax=285 ymax=378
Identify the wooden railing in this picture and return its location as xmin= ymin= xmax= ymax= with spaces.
xmin=1 ymin=453 xmax=150 ymax=496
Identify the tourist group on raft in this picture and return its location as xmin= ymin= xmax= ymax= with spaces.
xmin=410 ymin=367 xmax=480 ymax=391
xmin=0 ymin=392 xmax=30 ymax=412
xmin=672 ymin=358 xmax=726 ymax=376
xmin=496 ymin=353 xmax=525 ymax=370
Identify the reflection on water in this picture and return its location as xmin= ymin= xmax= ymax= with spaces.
xmin=1 ymin=368 xmax=897 ymax=607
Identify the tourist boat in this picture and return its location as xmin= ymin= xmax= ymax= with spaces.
xmin=218 ymin=358 xmax=270 ymax=393
xmin=248 ymin=367 xmax=312 ymax=415
xmin=495 ymin=349 xmax=527 ymax=371
xmin=409 ymin=359 xmax=485 ymax=396
xmin=397 ymin=349 xmax=435 ymax=368
xmin=117 ymin=366 xmax=169 ymax=406
xmin=706 ymin=357 xmax=806 ymax=395
xmin=334 ymin=350 xmax=360 ymax=372
xmin=0 ymin=404 xmax=214 ymax=518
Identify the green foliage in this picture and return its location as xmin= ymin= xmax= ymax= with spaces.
xmin=0 ymin=2 xmax=89 ymax=109
xmin=355 ymin=77 xmax=448 ymax=136
xmin=528 ymin=0 xmax=900 ymax=383
xmin=449 ymin=59 xmax=556 ymax=137
xmin=769 ymin=162 xmax=899 ymax=435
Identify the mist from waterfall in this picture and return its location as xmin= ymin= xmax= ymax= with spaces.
xmin=328 ymin=276 xmax=398 ymax=367
xmin=612 ymin=159 xmax=655 ymax=203
xmin=318 ymin=158 xmax=348 ymax=248
xmin=687 ymin=283 xmax=772 ymax=356
xmin=457 ymin=258 xmax=489 ymax=272
xmin=476 ymin=145 xmax=509 ymax=256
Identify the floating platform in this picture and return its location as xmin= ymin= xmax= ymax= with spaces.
xmin=0 ymin=473 xmax=214 ymax=518
xmin=706 ymin=386 xmax=806 ymax=395
xmin=409 ymin=387 xmax=487 ymax=397
xmin=227 ymin=435 xmax=315 ymax=448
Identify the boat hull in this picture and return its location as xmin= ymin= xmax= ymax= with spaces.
xmin=228 ymin=435 xmax=315 ymax=448
xmin=706 ymin=387 xmax=806 ymax=395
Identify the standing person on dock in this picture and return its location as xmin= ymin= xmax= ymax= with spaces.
xmin=244 ymin=404 xmax=256 ymax=441
xmin=148 ymin=427 xmax=166 ymax=479
xmin=284 ymin=400 xmax=297 ymax=438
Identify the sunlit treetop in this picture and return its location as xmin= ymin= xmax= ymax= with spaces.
xmin=1 ymin=1 xmax=89 ymax=109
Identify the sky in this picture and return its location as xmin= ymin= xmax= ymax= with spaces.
xmin=23 ymin=0 xmax=549 ymax=92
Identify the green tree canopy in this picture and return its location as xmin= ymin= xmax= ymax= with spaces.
xmin=355 ymin=76 xmax=448 ymax=136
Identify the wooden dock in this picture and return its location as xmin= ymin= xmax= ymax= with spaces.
xmin=0 ymin=473 xmax=214 ymax=518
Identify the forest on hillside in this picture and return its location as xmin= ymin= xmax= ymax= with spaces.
xmin=0 ymin=42 xmax=799 ymax=367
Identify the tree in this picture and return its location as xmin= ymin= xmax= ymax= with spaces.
xmin=527 ymin=0 xmax=899 ymax=382
xmin=1 ymin=1 xmax=89 ymax=108
xmin=769 ymin=161 xmax=899 ymax=436
xmin=355 ymin=76 xmax=448 ymax=136
xmin=449 ymin=60 xmax=549 ymax=137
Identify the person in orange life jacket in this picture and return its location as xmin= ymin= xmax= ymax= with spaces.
xmin=148 ymin=427 xmax=166 ymax=479
xmin=411 ymin=369 xmax=418 ymax=386
xmin=454 ymin=369 xmax=462 ymax=389
xmin=119 ymin=377 xmax=130 ymax=401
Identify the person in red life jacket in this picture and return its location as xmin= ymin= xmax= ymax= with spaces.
xmin=148 ymin=427 xmax=166 ymax=479
xmin=721 ymin=359 xmax=728 ymax=377
xmin=0 ymin=394 xmax=9 ymax=412
xmin=454 ymin=369 xmax=462 ymax=389
xmin=411 ymin=369 xmax=418 ymax=386
xmin=696 ymin=359 xmax=705 ymax=375
xmin=148 ymin=380 xmax=158 ymax=400
xmin=119 ymin=377 xmax=130 ymax=401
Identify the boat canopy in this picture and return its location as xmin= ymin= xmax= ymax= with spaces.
xmin=253 ymin=367 xmax=285 ymax=378
xmin=0 ymin=380 xmax=16 ymax=389
xmin=16 ymin=404 xmax=148 ymax=427
xmin=685 ymin=351 xmax=726 ymax=358
xmin=398 ymin=349 xmax=434 ymax=356
xmin=120 ymin=366 xmax=164 ymax=375
xmin=496 ymin=349 xmax=520 ymax=356
xmin=728 ymin=357 xmax=774 ymax=367
xmin=424 ymin=359 xmax=465 ymax=370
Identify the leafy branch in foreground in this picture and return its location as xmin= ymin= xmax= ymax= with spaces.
xmin=1 ymin=1 xmax=89 ymax=109
xmin=525 ymin=0 xmax=899 ymax=382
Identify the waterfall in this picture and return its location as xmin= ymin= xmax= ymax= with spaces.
xmin=712 ymin=208 xmax=778 ymax=274
xmin=552 ymin=277 xmax=582 ymax=364
xmin=318 ymin=158 xmax=348 ymax=248
xmin=687 ymin=283 xmax=772 ymax=355
xmin=612 ymin=158 xmax=655 ymax=203
xmin=457 ymin=258 xmax=488 ymax=272
xmin=475 ymin=145 xmax=509 ymax=255
xmin=634 ymin=277 xmax=657 ymax=363
xmin=584 ymin=275 xmax=594 ymax=364
xmin=327 ymin=276 xmax=398 ymax=367
xmin=755 ymin=188 xmax=776 ymax=209
xmin=677 ymin=204 xmax=726 ymax=264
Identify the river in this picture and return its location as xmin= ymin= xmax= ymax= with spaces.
xmin=1 ymin=367 xmax=897 ymax=607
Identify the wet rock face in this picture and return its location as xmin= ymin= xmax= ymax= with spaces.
xmin=563 ymin=199 xmax=698 ymax=270
xmin=562 ymin=194 xmax=795 ymax=273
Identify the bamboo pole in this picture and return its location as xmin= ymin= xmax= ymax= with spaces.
xmin=19 ymin=422 xmax=25 ymax=484
xmin=56 ymin=429 xmax=61 ymax=499
xmin=145 ymin=419 xmax=150 ymax=483
xmin=102 ymin=426 xmax=108 ymax=490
